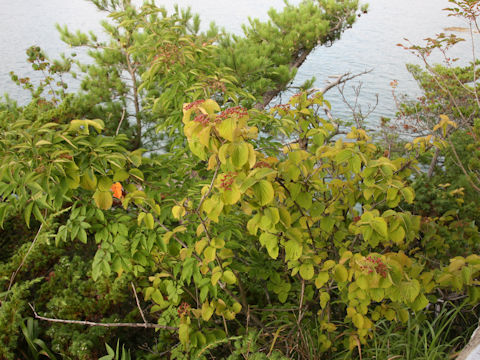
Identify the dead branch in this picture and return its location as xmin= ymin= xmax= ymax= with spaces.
xmin=28 ymin=303 xmax=177 ymax=331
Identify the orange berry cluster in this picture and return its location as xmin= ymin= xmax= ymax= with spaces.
xmin=361 ymin=256 xmax=388 ymax=278
xmin=219 ymin=172 xmax=236 ymax=191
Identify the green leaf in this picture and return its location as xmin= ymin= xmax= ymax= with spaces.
xmin=179 ymin=323 xmax=190 ymax=347
xmin=372 ymin=217 xmax=388 ymax=238
xmin=333 ymin=264 xmax=348 ymax=282
xmin=264 ymin=233 xmax=279 ymax=259
xmin=93 ymin=191 xmax=113 ymax=210
xmin=80 ymin=169 xmax=97 ymax=191
xmin=319 ymin=292 xmax=330 ymax=309
xmin=285 ymin=239 xmax=302 ymax=261
xmin=202 ymin=302 xmax=214 ymax=321
xmin=217 ymin=118 xmax=236 ymax=141
xmin=253 ymin=180 xmax=274 ymax=206
xmin=402 ymin=280 xmax=421 ymax=303
xmin=315 ymin=272 xmax=329 ymax=288
xmin=222 ymin=270 xmax=237 ymax=285
xmin=231 ymin=142 xmax=249 ymax=168
xmin=223 ymin=188 xmax=241 ymax=205
xmin=145 ymin=213 xmax=154 ymax=230
xmin=390 ymin=226 xmax=405 ymax=245
xmin=24 ymin=201 xmax=34 ymax=228
xmin=352 ymin=313 xmax=364 ymax=329
xmin=129 ymin=168 xmax=144 ymax=181
xmin=411 ymin=293 xmax=429 ymax=311
xmin=98 ymin=176 xmax=113 ymax=191
xmin=356 ymin=275 xmax=369 ymax=290
xmin=400 ymin=187 xmax=415 ymax=203
xmin=172 ymin=205 xmax=186 ymax=219
xmin=299 ymin=263 xmax=314 ymax=280
xmin=296 ymin=192 xmax=312 ymax=209
xmin=113 ymin=169 xmax=129 ymax=182
xmin=336 ymin=149 xmax=352 ymax=163
xmin=204 ymin=246 xmax=216 ymax=264
xmin=369 ymin=288 xmax=385 ymax=302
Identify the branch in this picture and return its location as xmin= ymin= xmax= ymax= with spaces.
xmin=131 ymin=282 xmax=148 ymax=326
xmin=7 ymin=223 xmax=43 ymax=295
xmin=28 ymin=303 xmax=177 ymax=330
xmin=448 ymin=137 xmax=480 ymax=192
xmin=314 ymin=69 xmax=373 ymax=96
xmin=115 ymin=107 xmax=126 ymax=136
xmin=197 ymin=159 xmax=220 ymax=213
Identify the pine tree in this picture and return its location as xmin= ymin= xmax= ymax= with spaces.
xmin=55 ymin=0 xmax=361 ymax=150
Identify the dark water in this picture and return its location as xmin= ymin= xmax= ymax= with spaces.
xmin=0 ymin=0 xmax=476 ymax=122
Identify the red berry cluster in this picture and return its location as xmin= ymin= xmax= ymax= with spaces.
xmin=206 ymin=78 xmax=227 ymax=93
xmin=272 ymin=104 xmax=291 ymax=111
xmin=253 ymin=161 xmax=271 ymax=169
xmin=361 ymin=256 xmax=388 ymax=278
xmin=184 ymin=99 xmax=205 ymax=111
xmin=193 ymin=113 xmax=210 ymax=125
xmin=216 ymin=106 xmax=248 ymax=121
xmin=155 ymin=43 xmax=183 ymax=66
xmin=177 ymin=302 xmax=191 ymax=318
xmin=219 ymin=172 xmax=236 ymax=191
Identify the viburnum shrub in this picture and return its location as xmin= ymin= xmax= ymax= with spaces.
xmin=103 ymin=92 xmax=477 ymax=356
xmin=3 ymin=91 xmax=480 ymax=358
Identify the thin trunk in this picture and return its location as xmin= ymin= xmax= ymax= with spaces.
xmin=427 ymin=148 xmax=440 ymax=178
xmin=125 ymin=51 xmax=141 ymax=149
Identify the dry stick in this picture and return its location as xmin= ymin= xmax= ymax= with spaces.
xmin=314 ymin=69 xmax=373 ymax=97
xmin=28 ymin=303 xmax=177 ymax=330
xmin=297 ymin=279 xmax=305 ymax=326
xmin=7 ymin=223 xmax=43 ymax=294
xmin=115 ymin=107 xmax=126 ymax=136
xmin=131 ymin=282 xmax=148 ymax=326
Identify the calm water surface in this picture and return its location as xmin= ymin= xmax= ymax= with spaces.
xmin=0 ymin=0 xmax=476 ymax=122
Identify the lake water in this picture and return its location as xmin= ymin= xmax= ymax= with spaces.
xmin=0 ymin=0 xmax=476 ymax=123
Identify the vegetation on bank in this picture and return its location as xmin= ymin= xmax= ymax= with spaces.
xmin=0 ymin=0 xmax=479 ymax=359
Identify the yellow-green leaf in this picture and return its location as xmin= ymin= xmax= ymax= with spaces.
xmin=333 ymin=264 xmax=348 ymax=282
xmin=93 ymin=191 xmax=113 ymax=210
xmin=97 ymin=176 xmax=113 ymax=191
xmin=299 ymin=263 xmax=315 ymax=280
xmin=253 ymin=180 xmax=274 ymax=206
xmin=315 ymin=272 xmax=329 ymax=288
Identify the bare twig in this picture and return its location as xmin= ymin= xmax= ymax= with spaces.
xmin=196 ymin=159 xmax=220 ymax=213
xmin=115 ymin=108 xmax=126 ymax=136
xmin=314 ymin=69 xmax=373 ymax=96
xmin=131 ymin=282 xmax=148 ymax=326
xmin=297 ymin=279 xmax=305 ymax=326
xmin=7 ymin=223 xmax=43 ymax=295
xmin=28 ymin=303 xmax=177 ymax=330
xmin=448 ymin=137 xmax=480 ymax=192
